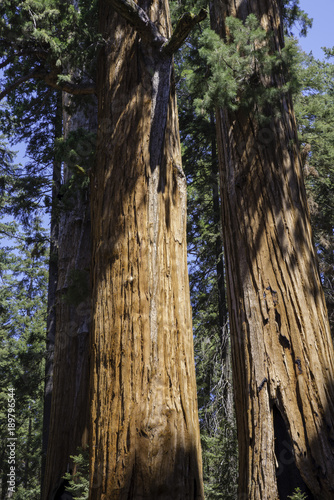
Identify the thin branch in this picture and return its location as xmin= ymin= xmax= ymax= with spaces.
xmin=0 ymin=49 xmax=48 ymax=70
xmin=162 ymin=9 xmax=207 ymax=55
xmin=0 ymin=70 xmax=46 ymax=101
xmin=44 ymin=72 xmax=96 ymax=95
xmin=0 ymin=54 xmax=17 ymax=70
xmin=0 ymin=67 xmax=96 ymax=101
xmin=109 ymin=0 xmax=166 ymax=46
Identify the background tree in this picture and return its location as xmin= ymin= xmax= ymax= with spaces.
xmin=42 ymin=93 xmax=97 ymax=500
xmin=170 ymin=6 xmax=238 ymax=494
xmin=0 ymin=2 xmax=98 ymax=497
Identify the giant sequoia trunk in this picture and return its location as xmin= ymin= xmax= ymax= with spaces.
xmin=89 ymin=1 xmax=203 ymax=498
xmin=41 ymin=92 xmax=62 ymax=487
xmin=42 ymin=97 xmax=97 ymax=500
xmin=210 ymin=0 xmax=334 ymax=498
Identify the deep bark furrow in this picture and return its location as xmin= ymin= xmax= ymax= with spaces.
xmin=212 ymin=1 xmax=334 ymax=497
xmin=42 ymin=95 xmax=96 ymax=499
xmin=89 ymin=2 xmax=203 ymax=498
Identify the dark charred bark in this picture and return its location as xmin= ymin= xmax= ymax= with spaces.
xmin=41 ymin=96 xmax=97 ymax=500
xmin=41 ymin=92 xmax=62 ymax=489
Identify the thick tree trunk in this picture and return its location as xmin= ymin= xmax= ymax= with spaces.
xmin=89 ymin=1 xmax=203 ymax=498
xmin=41 ymin=97 xmax=97 ymax=500
xmin=41 ymin=91 xmax=62 ymax=490
xmin=210 ymin=1 xmax=334 ymax=498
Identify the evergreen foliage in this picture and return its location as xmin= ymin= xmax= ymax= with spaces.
xmin=192 ymin=15 xmax=301 ymax=120
xmin=63 ymin=448 xmax=89 ymax=500
xmin=281 ymin=0 xmax=313 ymax=37
xmin=0 ymin=0 xmax=100 ymax=98
xmin=287 ymin=486 xmax=308 ymax=500
xmin=1 ymin=0 xmax=98 ymax=228
xmin=0 ymin=219 xmax=48 ymax=499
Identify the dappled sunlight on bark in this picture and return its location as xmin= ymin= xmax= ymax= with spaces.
xmin=89 ymin=2 xmax=204 ymax=498
xmin=211 ymin=0 xmax=334 ymax=498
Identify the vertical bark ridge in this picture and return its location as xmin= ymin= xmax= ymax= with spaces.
xmin=42 ymin=95 xmax=97 ymax=499
xmin=90 ymin=2 xmax=203 ymax=498
xmin=211 ymin=1 xmax=334 ymax=497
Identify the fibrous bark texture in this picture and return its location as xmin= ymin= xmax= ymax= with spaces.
xmin=42 ymin=96 xmax=97 ymax=500
xmin=211 ymin=0 xmax=334 ymax=498
xmin=41 ymin=93 xmax=62 ymax=488
xmin=89 ymin=1 xmax=203 ymax=498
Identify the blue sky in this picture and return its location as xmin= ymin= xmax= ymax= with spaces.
xmin=297 ymin=0 xmax=334 ymax=59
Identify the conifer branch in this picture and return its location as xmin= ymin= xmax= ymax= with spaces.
xmin=0 ymin=54 xmax=18 ymax=70
xmin=44 ymin=72 xmax=96 ymax=95
xmin=0 ymin=70 xmax=46 ymax=101
xmin=162 ymin=9 xmax=207 ymax=55
xmin=0 ymin=68 xmax=96 ymax=101
xmin=0 ymin=46 xmax=49 ymax=70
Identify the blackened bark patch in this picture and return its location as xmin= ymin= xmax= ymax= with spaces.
xmin=273 ymin=404 xmax=314 ymax=499
xmin=295 ymin=358 xmax=302 ymax=374
xmin=279 ymin=334 xmax=291 ymax=350
xmin=149 ymin=57 xmax=172 ymax=179
xmin=258 ymin=377 xmax=268 ymax=393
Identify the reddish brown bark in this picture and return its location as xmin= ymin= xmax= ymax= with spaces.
xmin=89 ymin=1 xmax=204 ymax=498
xmin=211 ymin=0 xmax=334 ymax=498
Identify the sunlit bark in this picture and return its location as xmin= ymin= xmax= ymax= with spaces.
xmin=89 ymin=1 xmax=204 ymax=498
xmin=211 ymin=0 xmax=334 ymax=498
